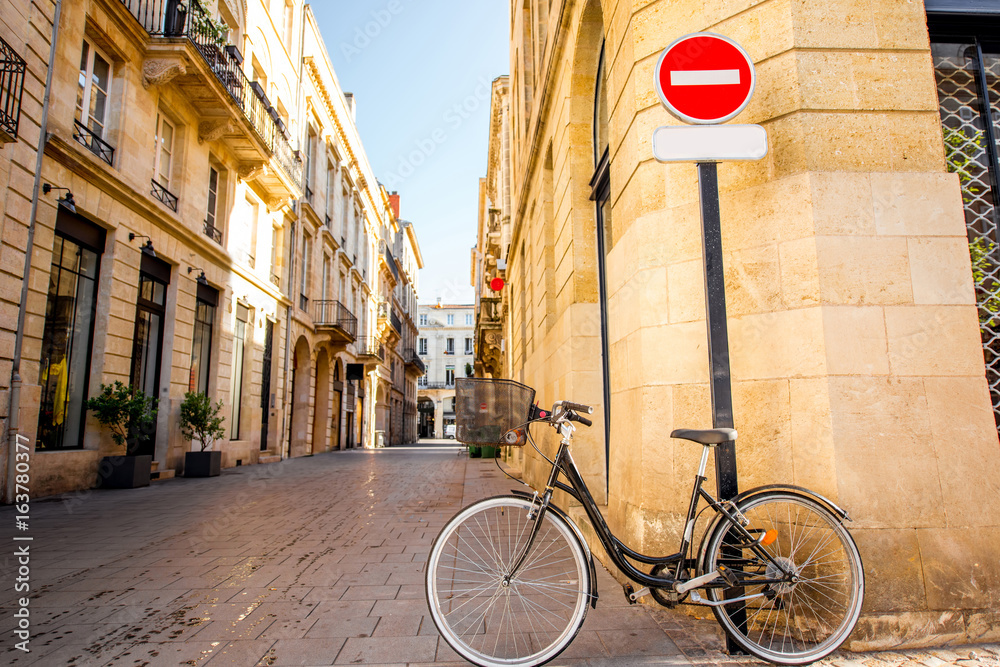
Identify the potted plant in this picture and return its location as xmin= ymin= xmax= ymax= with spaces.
xmin=180 ymin=391 xmax=226 ymax=477
xmin=86 ymin=381 xmax=157 ymax=489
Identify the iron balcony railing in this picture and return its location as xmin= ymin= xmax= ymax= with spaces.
xmin=422 ymin=382 xmax=454 ymax=390
xmin=358 ymin=338 xmax=385 ymax=361
xmin=120 ymin=0 xmax=302 ymax=189
xmin=314 ymin=300 xmax=357 ymax=339
xmin=73 ymin=120 xmax=115 ymax=165
xmin=403 ymin=348 xmax=426 ymax=374
xmin=390 ymin=309 xmax=402 ymax=334
xmin=382 ymin=242 xmax=399 ymax=282
xmin=151 ymin=179 xmax=178 ymax=211
xmin=203 ymin=220 xmax=222 ymax=243
xmin=0 ymin=35 xmax=26 ymax=139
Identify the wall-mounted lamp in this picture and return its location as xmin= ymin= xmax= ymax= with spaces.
xmin=128 ymin=233 xmax=157 ymax=258
xmin=42 ymin=183 xmax=76 ymax=213
xmin=187 ymin=266 xmax=209 ymax=286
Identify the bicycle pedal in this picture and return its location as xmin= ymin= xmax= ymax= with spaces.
xmin=623 ymin=583 xmax=637 ymax=605
xmin=717 ymin=564 xmax=739 ymax=587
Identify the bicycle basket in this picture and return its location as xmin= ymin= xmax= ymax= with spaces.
xmin=455 ymin=378 xmax=536 ymax=446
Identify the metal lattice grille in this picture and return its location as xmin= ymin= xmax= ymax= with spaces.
xmin=933 ymin=41 xmax=1000 ymax=428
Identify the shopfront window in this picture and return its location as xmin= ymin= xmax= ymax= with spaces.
xmin=37 ymin=219 xmax=104 ymax=451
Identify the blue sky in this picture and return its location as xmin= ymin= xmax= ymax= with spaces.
xmin=309 ymin=1 xmax=510 ymax=305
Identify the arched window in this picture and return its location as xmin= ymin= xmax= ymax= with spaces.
xmin=590 ymin=40 xmax=612 ymax=489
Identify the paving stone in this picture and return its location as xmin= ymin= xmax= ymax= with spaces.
xmin=336 ymin=635 xmax=438 ymax=663
xmin=3 ymin=443 xmax=999 ymax=666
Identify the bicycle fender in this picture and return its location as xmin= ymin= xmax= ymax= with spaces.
xmin=732 ymin=484 xmax=852 ymax=522
xmin=509 ymin=489 xmax=600 ymax=609
xmin=695 ymin=485 xmax=853 ymax=575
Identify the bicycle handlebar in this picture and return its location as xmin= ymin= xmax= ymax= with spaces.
xmin=555 ymin=401 xmax=593 ymax=415
xmin=568 ymin=411 xmax=593 ymax=428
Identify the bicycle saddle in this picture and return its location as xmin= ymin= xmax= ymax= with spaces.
xmin=670 ymin=428 xmax=737 ymax=445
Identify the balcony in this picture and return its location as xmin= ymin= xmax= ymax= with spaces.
xmin=476 ymin=296 xmax=504 ymax=377
xmin=421 ymin=382 xmax=455 ymax=390
xmin=73 ymin=120 xmax=114 ymax=166
xmin=380 ymin=242 xmax=399 ymax=282
xmin=203 ymin=220 xmax=222 ymax=243
xmin=357 ymin=338 xmax=385 ymax=363
xmin=403 ymin=348 xmax=426 ymax=375
xmin=314 ymin=300 xmax=357 ymax=343
xmin=121 ymin=0 xmax=302 ymax=197
xmin=151 ymin=178 xmax=178 ymax=211
xmin=0 ymin=35 xmax=26 ymax=142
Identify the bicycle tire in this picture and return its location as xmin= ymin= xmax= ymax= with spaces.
xmin=426 ymin=495 xmax=590 ymax=667
xmin=702 ymin=491 xmax=864 ymax=665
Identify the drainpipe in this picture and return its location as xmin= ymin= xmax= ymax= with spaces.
xmin=281 ymin=217 xmax=296 ymax=460
xmin=281 ymin=3 xmax=308 ymax=460
xmin=5 ymin=0 xmax=64 ymax=504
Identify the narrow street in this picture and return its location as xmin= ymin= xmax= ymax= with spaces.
xmin=1 ymin=444 xmax=997 ymax=667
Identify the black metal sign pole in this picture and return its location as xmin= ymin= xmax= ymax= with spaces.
xmin=697 ymin=161 xmax=746 ymax=653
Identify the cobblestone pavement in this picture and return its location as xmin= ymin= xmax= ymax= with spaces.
xmin=1 ymin=441 xmax=997 ymax=666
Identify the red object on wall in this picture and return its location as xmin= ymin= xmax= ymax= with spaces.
xmin=388 ymin=191 xmax=400 ymax=219
xmin=490 ymin=277 xmax=505 ymax=292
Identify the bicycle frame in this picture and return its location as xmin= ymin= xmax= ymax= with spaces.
xmin=523 ymin=430 xmax=793 ymax=593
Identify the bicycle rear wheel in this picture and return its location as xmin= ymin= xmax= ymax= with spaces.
xmin=426 ymin=495 xmax=590 ymax=667
xmin=703 ymin=492 xmax=864 ymax=665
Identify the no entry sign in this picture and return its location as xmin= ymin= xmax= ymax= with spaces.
xmin=655 ymin=33 xmax=756 ymax=125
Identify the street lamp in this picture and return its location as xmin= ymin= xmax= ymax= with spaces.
xmin=128 ymin=233 xmax=157 ymax=258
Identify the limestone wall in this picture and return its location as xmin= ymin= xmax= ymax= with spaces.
xmin=504 ymin=0 xmax=1000 ymax=648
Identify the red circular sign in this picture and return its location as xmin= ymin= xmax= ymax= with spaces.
xmin=655 ymin=33 xmax=755 ymax=125
xmin=489 ymin=277 xmax=505 ymax=292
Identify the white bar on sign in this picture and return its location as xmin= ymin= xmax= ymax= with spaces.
xmin=651 ymin=125 xmax=768 ymax=162
xmin=670 ymin=69 xmax=740 ymax=86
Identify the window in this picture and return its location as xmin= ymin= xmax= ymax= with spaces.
xmin=418 ymin=372 xmax=427 ymax=387
xmin=237 ymin=196 xmax=258 ymax=268
xmin=75 ymin=39 xmax=113 ymax=162
xmin=283 ymin=0 xmax=294 ymax=47
xmin=37 ymin=220 xmax=103 ymax=451
xmin=418 ymin=338 xmax=427 ymax=355
xmin=190 ymin=284 xmax=218 ymax=395
xmin=465 ymin=337 xmax=473 ymax=355
xmin=304 ymin=126 xmax=315 ymax=200
xmin=321 ymin=254 xmax=330 ymax=302
xmin=419 ymin=313 xmax=428 ymax=326
xmin=270 ymin=226 xmax=281 ymax=285
xmin=130 ymin=258 xmax=170 ymax=457
xmin=466 ymin=313 xmax=474 ymax=325
xmin=445 ymin=366 xmax=455 ymax=386
xmin=206 ymin=166 xmax=220 ymax=229
xmin=447 ymin=314 xmax=454 ymax=325
xmin=445 ymin=338 xmax=454 ymax=355
xmin=300 ymin=232 xmax=311 ymax=309
xmin=153 ymin=112 xmax=175 ymax=188
xmin=230 ymin=303 xmax=249 ymax=439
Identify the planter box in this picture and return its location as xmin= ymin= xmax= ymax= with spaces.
xmin=185 ymin=451 xmax=222 ymax=478
xmin=98 ymin=455 xmax=152 ymax=489
xmin=225 ymin=44 xmax=243 ymax=65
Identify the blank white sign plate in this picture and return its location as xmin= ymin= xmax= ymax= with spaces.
xmin=652 ymin=124 xmax=768 ymax=162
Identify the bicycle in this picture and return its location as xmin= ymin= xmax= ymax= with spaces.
xmin=425 ymin=378 xmax=864 ymax=667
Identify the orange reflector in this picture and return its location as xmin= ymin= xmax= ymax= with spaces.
xmin=762 ymin=529 xmax=778 ymax=546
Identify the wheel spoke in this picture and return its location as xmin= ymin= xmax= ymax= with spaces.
xmin=427 ymin=496 xmax=589 ymax=665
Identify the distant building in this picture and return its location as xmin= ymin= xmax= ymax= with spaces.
xmin=416 ymin=302 xmax=475 ymax=438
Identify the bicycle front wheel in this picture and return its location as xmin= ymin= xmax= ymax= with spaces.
xmin=426 ymin=495 xmax=590 ymax=667
xmin=703 ymin=492 xmax=864 ymax=665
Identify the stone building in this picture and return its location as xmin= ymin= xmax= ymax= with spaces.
xmin=0 ymin=0 xmax=418 ymax=500
xmin=417 ymin=302 xmax=475 ymax=439
xmin=475 ymin=0 xmax=1000 ymax=649
xmin=0 ymin=0 xmax=47 ymax=500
